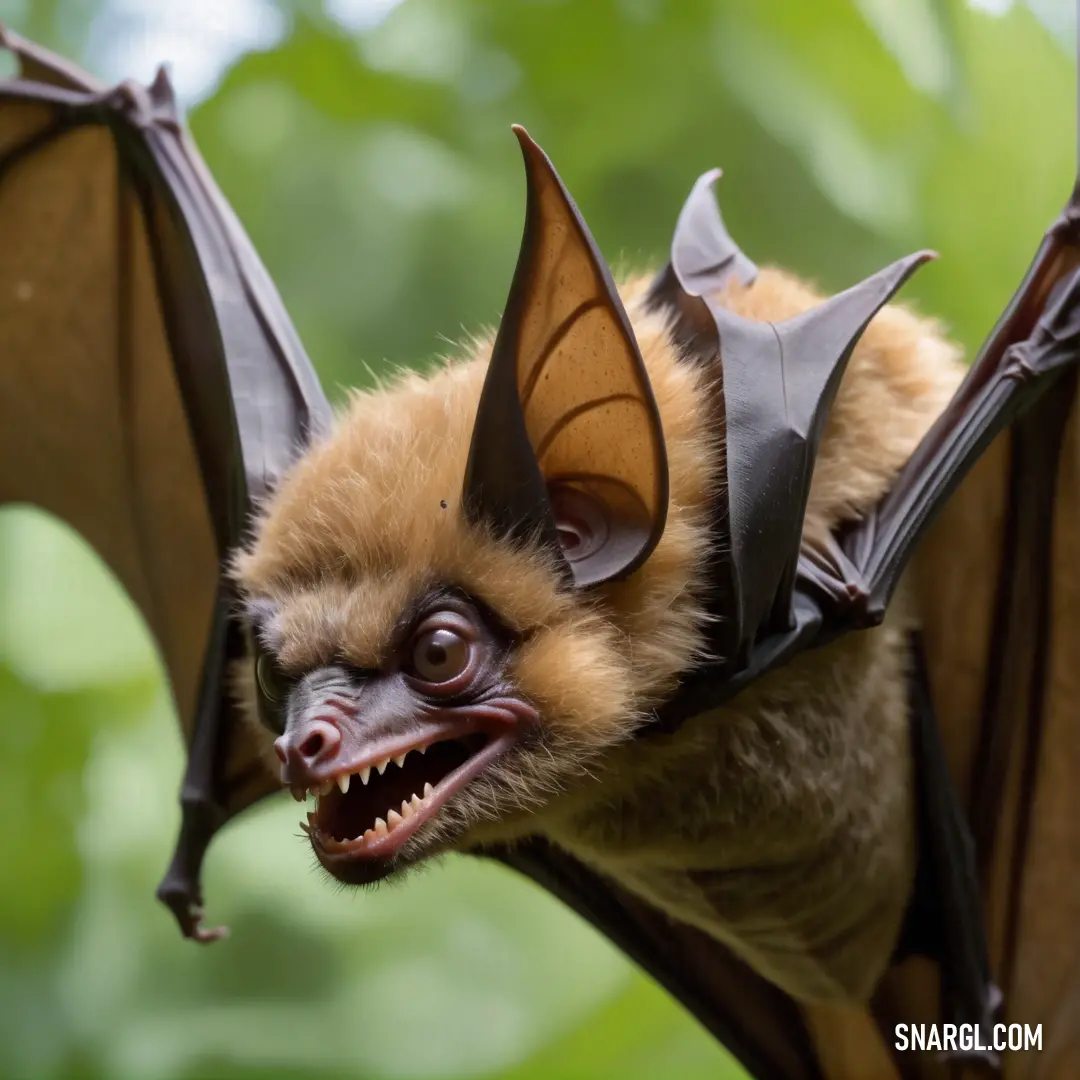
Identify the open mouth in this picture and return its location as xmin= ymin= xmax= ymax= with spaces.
xmin=296 ymin=721 xmax=519 ymax=882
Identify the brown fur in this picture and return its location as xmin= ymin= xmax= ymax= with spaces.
xmin=233 ymin=265 xmax=965 ymax=1005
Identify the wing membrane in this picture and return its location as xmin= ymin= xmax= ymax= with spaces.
xmin=0 ymin=27 xmax=330 ymax=939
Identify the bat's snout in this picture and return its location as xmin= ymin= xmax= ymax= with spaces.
xmin=274 ymin=715 xmax=343 ymax=783
xmin=262 ymin=647 xmax=539 ymax=887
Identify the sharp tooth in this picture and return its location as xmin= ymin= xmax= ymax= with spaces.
xmin=374 ymin=817 xmax=388 ymax=836
xmin=363 ymin=829 xmax=376 ymax=844
xmin=376 ymin=759 xmax=389 ymax=775
xmin=299 ymin=820 xmax=311 ymax=834
xmin=423 ymin=782 xmax=434 ymax=799
xmin=387 ymin=809 xmax=403 ymax=827
xmin=418 ymin=745 xmax=427 ymax=755
xmin=393 ymin=753 xmax=407 ymax=768
xmin=290 ymin=786 xmax=306 ymax=802
xmin=400 ymin=800 xmax=414 ymax=820
xmin=337 ymin=774 xmax=350 ymax=795
xmin=316 ymin=780 xmax=333 ymax=797
xmin=360 ymin=766 xmax=371 ymax=786
xmin=410 ymin=793 xmax=423 ymax=811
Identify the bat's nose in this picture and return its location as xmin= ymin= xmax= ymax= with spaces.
xmin=274 ymin=717 xmax=342 ymax=781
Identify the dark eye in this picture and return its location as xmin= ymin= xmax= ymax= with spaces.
xmin=410 ymin=626 xmax=470 ymax=683
xmin=255 ymin=653 xmax=292 ymax=705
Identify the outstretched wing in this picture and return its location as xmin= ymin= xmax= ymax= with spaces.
xmin=0 ymin=27 xmax=330 ymax=940
xmin=645 ymin=71 xmax=1080 ymax=1080
xmin=894 ymin=195 xmax=1080 ymax=1079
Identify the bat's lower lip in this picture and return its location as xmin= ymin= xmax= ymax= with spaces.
xmin=308 ymin=729 xmax=522 ymax=883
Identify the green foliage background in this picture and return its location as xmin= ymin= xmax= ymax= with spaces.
xmin=0 ymin=0 xmax=1074 ymax=1077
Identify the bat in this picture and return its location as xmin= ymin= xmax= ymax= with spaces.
xmin=3 ymin=25 xmax=1078 ymax=1080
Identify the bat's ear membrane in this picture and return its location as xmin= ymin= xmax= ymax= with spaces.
xmin=645 ymin=168 xmax=758 ymax=354
xmin=462 ymin=126 xmax=669 ymax=589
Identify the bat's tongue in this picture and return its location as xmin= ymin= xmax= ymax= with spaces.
xmin=316 ymin=736 xmax=484 ymax=842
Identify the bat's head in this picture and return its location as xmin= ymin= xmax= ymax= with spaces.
xmin=231 ymin=128 xmax=719 ymax=886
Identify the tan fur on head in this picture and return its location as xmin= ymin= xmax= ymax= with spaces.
xmin=232 ymin=284 xmax=723 ymax=759
xmin=233 ymin=261 xmax=961 ymax=805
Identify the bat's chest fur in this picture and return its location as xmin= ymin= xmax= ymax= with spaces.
xmin=540 ymin=599 xmax=917 ymax=1006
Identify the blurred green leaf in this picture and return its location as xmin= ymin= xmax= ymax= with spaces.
xmin=0 ymin=508 xmax=160 ymax=692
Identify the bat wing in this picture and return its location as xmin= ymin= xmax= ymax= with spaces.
xmin=889 ymin=201 xmax=1080 ymax=1078
xmin=810 ymin=188 xmax=1080 ymax=1078
xmin=816 ymin=184 xmax=1080 ymax=1079
xmin=644 ymin=96 xmax=1080 ymax=1080
xmin=0 ymin=27 xmax=330 ymax=940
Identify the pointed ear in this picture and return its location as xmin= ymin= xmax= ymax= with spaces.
xmin=462 ymin=126 xmax=669 ymax=588
xmin=645 ymin=169 xmax=757 ymax=357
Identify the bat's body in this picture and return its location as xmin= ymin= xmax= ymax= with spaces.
xmin=524 ymin=275 xmax=965 ymax=1008
xmin=236 ymin=266 xmax=961 ymax=1007
xmin=3 ymin=27 xmax=1078 ymax=1080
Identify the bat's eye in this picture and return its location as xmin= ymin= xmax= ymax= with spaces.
xmin=410 ymin=627 xmax=470 ymax=684
xmin=256 ymin=653 xmax=293 ymax=704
